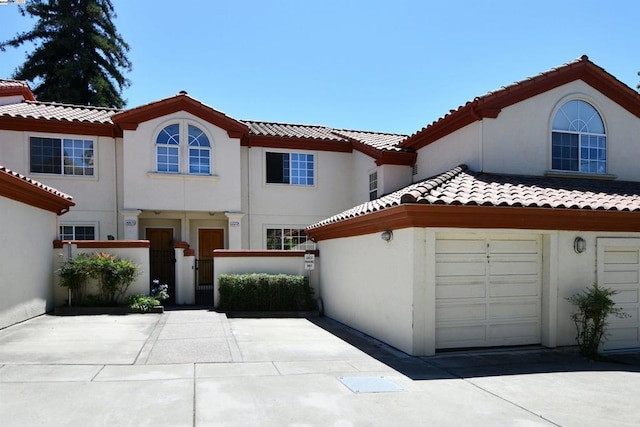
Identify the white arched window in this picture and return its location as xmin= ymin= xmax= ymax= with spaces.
xmin=188 ymin=125 xmax=211 ymax=175
xmin=551 ymin=100 xmax=606 ymax=174
xmin=155 ymin=122 xmax=212 ymax=175
xmin=156 ymin=124 xmax=180 ymax=173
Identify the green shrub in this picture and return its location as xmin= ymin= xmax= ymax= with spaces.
xmin=58 ymin=253 xmax=140 ymax=306
xmin=566 ymin=283 xmax=629 ymax=358
xmin=127 ymin=294 xmax=161 ymax=312
xmin=218 ymin=273 xmax=315 ymax=311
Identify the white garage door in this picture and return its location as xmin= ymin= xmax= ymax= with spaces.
xmin=597 ymin=238 xmax=640 ymax=351
xmin=435 ymin=234 xmax=542 ymax=349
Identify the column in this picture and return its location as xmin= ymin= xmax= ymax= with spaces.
xmin=225 ymin=212 xmax=245 ymax=249
xmin=121 ymin=209 xmax=141 ymax=240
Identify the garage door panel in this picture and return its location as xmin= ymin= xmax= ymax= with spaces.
xmin=436 ymin=239 xmax=486 ymax=254
xmin=607 ymin=327 xmax=639 ymax=345
xmin=609 ymin=307 xmax=638 ymax=324
xmin=435 ymin=234 xmax=542 ymax=350
xmin=609 ymin=288 xmax=640 ymax=304
xmin=436 ymin=260 xmax=486 ymax=277
xmin=602 ymin=271 xmax=639 ymax=285
xmin=436 ymin=282 xmax=486 ymax=299
xmin=604 ymin=250 xmax=639 ymax=264
xmin=488 ymin=300 xmax=540 ymax=319
xmin=489 ymin=280 xmax=540 ymax=298
xmin=490 ymin=240 xmax=538 ymax=254
xmin=436 ymin=303 xmax=486 ymax=322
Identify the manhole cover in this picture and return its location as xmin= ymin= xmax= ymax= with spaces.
xmin=338 ymin=376 xmax=404 ymax=393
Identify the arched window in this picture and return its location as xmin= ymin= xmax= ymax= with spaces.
xmin=188 ymin=125 xmax=211 ymax=175
xmin=156 ymin=124 xmax=180 ymax=173
xmin=551 ymin=100 xmax=606 ymax=174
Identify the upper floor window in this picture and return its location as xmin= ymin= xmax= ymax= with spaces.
xmin=188 ymin=125 xmax=211 ymax=175
xmin=551 ymin=100 xmax=606 ymax=174
xmin=266 ymin=152 xmax=314 ymax=185
xmin=156 ymin=123 xmax=211 ymax=175
xmin=30 ymin=137 xmax=94 ymax=176
xmin=369 ymin=171 xmax=378 ymax=201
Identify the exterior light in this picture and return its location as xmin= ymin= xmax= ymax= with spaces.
xmin=574 ymin=237 xmax=586 ymax=254
xmin=381 ymin=230 xmax=393 ymax=242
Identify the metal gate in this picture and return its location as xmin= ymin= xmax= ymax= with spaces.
xmin=195 ymin=258 xmax=214 ymax=306
xmin=150 ymin=249 xmax=176 ymax=305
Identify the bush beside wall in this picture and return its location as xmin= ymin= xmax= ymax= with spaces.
xmin=218 ymin=273 xmax=315 ymax=311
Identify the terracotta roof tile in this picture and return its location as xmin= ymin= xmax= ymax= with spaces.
xmin=0 ymin=79 xmax=30 ymax=89
xmin=0 ymin=79 xmax=36 ymax=101
xmin=243 ymin=121 xmax=346 ymax=141
xmin=0 ymin=100 xmax=119 ymax=124
xmin=0 ymin=164 xmax=73 ymax=202
xmin=308 ymin=165 xmax=640 ymax=229
xmin=331 ymin=129 xmax=408 ymax=152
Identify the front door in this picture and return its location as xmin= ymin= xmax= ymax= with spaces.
xmin=198 ymin=228 xmax=224 ymax=286
xmin=147 ymin=228 xmax=176 ymax=305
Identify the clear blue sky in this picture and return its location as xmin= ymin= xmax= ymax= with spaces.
xmin=0 ymin=0 xmax=638 ymax=135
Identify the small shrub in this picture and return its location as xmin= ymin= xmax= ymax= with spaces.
xmin=151 ymin=279 xmax=170 ymax=302
xmin=566 ymin=283 xmax=629 ymax=358
xmin=127 ymin=294 xmax=160 ymax=312
xmin=58 ymin=254 xmax=94 ymax=305
xmin=218 ymin=273 xmax=315 ymax=311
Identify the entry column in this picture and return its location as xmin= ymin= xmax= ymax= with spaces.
xmin=225 ymin=212 xmax=245 ymax=249
xmin=121 ymin=209 xmax=141 ymax=240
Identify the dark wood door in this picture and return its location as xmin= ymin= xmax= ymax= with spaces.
xmin=198 ymin=229 xmax=224 ymax=285
xmin=146 ymin=228 xmax=175 ymax=304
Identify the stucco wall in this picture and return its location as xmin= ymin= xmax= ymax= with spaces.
xmin=0 ymin=197 xmax=57 ymax=329
xmin=121 ymin=112 xmax=242 ymax=212
xmin=317 ymin=229 xmax=418 ymax=355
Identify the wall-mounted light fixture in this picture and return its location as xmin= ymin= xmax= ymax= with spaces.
xmin=381 ymin=230 xmax=393 ymax=242
xmin=574 ymin=236 xmax=587 ymax=254
xmin=153 ymin=210 xmax=161 ymax=215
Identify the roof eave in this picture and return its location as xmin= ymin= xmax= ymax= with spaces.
xmin=0 ymin=116 xmax=121 ymax=137
xmin=0 ymin=170 xmax=75 ymax=215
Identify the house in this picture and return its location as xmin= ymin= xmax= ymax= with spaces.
xmin=1 ymin=56 xmax=639 ymax=355
xmin=306 ymin=56 xmax=640 ymax=355
xmin=0 ymin=164 xmax=74 ymax=329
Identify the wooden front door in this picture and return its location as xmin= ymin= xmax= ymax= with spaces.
xmin=198 ymin=229 xmax=224 ymax=285
xmin=146 ymin=228 xmax=175 ymax=304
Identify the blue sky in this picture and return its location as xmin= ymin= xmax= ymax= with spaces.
xmin=0 ymin=0 xmax=638 ymax=134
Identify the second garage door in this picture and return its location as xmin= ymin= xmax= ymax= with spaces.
xmin=435 ymin=234 xmax=542 ymax=350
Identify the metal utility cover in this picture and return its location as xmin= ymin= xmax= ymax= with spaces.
xmin=338 ymin=376 xmax=404 ymax=393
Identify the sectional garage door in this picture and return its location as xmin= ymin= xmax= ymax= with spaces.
xmin=435 ymin=234 xmax=542 ymax=349
xmin=597 ymin=238 xmax=640 ymax=351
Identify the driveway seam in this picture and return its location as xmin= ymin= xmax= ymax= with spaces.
xmin=134 ymin=313 xmax=167 ymax=365
xmin=220 ymin=314 xmax=243 ymax=362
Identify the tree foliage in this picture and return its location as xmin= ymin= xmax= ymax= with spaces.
xmin=0 ymin=0 xmax=132 ymax=108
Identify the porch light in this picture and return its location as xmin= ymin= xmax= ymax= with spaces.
xmin=574 ymin=237 xmax=586 ymax=254
xmin=381 ymin=230 xmax=393 ymax=242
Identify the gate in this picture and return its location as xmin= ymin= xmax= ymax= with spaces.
xmin=195 ymin=258 xmax=214 ymax=306
xmin=150 ymin=249 xmax=176 ymax=305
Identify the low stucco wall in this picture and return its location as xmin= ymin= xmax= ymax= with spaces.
xmin=212 ymin=250 xmax=319 ymax=308
xmin=0 ymin=197 xmax=57 ymax=329
xmin=52 ymin=241 xmax=151 ymax=306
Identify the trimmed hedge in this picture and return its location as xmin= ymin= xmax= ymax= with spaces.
xmin=218 ymin=273 xmax=315 ymax=311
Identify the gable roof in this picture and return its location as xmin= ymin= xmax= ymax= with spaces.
xmin=111 ymin=92 xmax=249 ymax=139
xmin=0 ymin=79 xmax=36 ymax=101
xmin=400 ymin=55 xmax=640 ymax=150
xmin=0 ymin=165 xmax=75 ymax=215
xmin=0 ymin=100 xmax=120 ymax=137
xmin=306 ymin=165 xmax=640 ymax=241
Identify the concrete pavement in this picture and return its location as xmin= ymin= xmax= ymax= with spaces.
xmin=0 ymin=309 xmax=639 ymax=426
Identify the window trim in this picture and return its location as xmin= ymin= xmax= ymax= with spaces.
xmin=550 ymin=98 xmax=608 ymax=175
xmin=264 ymin=149 xmax=316 ymax=187
xmin=28 ymin=134 xmax=96 ymax=178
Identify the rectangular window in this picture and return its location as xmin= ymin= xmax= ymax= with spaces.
xmin=60 ymin=225 xmax=95 ymax=240
xmin=369 ymin=171 xmax=378 ymax=201
xmin=552 ymin=132 xmax=606 ymax=174
xmin=266 ymin=227 xmax=315 ymax=250
xmin=30 ymin=137 xmax=94 ymax=176
xmin=266 ymin=152 xmax=314 ymax=185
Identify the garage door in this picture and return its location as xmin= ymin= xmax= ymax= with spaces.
xmin=435 ymin=234 xmax=542 ymax=349
xmin=597 ymin=238 xmax=640 ymax=351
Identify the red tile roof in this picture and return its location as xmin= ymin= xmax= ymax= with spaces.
xmin=0 ymin=79 xmax=35 ymax=101
xmin=0 ymin=100 xmax=118 ymax=124
xmin=244 ymin=121 xmax=346 ymax=141
xmin=308 ymin=165 xmax=640 ymax=229
xmin=0 ymin=165 xmax=75 ymax=215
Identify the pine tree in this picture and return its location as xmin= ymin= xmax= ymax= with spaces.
xmin=0 ymin=0 xmax=132 ymax=108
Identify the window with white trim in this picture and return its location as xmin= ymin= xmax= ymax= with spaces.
xmin=266 ymin=227 xmax=315 ymax=250
xmin=155 ymin=122 xmax=211 ymax=175
xmin=266 ymin=152 xmax=314 ymax=185
xmin=30 ymin=137 xmax=94 ymax=176
xmin=551 ymin=100 xmax=606 ymax=174
xmin=60 ymin=225 xmax=95 ymax=240
xmin=369 ymin=171 xmax=378 ymax=201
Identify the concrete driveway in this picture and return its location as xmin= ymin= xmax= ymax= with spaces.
xmin=1 ymin=309 xmax=639 ymax=426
